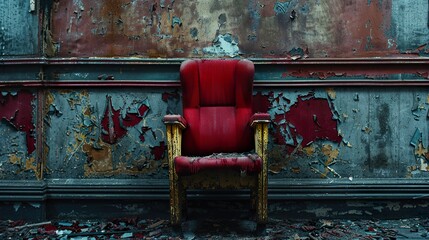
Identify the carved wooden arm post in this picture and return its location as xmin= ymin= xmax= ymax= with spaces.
xmin=163 ymin=115 xmax=187 ymax=226
xmin=250 ymin=113 xmax=270 ymax=224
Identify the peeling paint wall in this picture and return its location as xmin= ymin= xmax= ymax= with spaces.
xmin=1 ymin=0 xmax=429 ymax=184
xmin=46 ymin=0 xmax=429 ymax=58
xmin=391 ymin=0 xmax=429 ymax=54
xmin=2 ymin=0 xmax=429 ymax=58
xmin=0 ymin=91 xmax=38 ymax=179
xmin=263 ymin=88 xmax=429 ymax=179
xmin=44 ymin=89 xmax=175 ymax=179
xmin=31 ymin=86 xmax=429 ymax=180
xmin=0 ymin=0 xmax=39 ymax=56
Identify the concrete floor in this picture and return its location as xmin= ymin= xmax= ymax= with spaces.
xmin=1 ymin=217 xmax=429 ymax=239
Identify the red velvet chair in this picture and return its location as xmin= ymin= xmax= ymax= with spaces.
xmin=163 ymin=59 xmax=270 ymax=226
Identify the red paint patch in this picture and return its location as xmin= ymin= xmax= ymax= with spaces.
xmin=150 ymin=141 xmax=166 ymax=160
xmin=138 ymin=104 xmax=150 ymax=116
xmin=289 ymin=70 xmax=343 ymax=80
xmin=162 ymin=91 xmax=180 ymax=102
xmin=273 ymin=113 xmax=288 ymax=146
xmin=123 ymin=104 xmax=149 ymax=127
xmin=252 ymin=91 xmax=272 ymax=113
xmin=139 ymin=126 xmax=152 ymax=142
xmin=101 ymin=96 xmax=148 ymax=144
xmin=274 ymin=96 xmax=342 ymax=152
xmin=0 ymin=91 xmax=35 ymax=154
xmin=43 ymin=224 xmax=57 ymax=232
xmin=417 ymin=72 xmax=429 ymax=79
xmin=101 ymin=96 xmax=126 ymax=144
xmin=122 ymin=113 xmax=143 ymax=128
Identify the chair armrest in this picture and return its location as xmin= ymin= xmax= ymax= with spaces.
xmin=250 ymin=113 xmax=270 ymax=128
xmin=163 ymin=114 xmax=187 ymax=129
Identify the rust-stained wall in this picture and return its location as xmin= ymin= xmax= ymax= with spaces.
xmin=1 ymin=0 xmax=428 ymax=58
xmin=49 ymin=0 xmax=428 ymax=58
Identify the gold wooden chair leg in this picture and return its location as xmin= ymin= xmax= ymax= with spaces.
xmin=165 ymin=123 xmax=185 ymax=226
xmin=254 ymin=122 xmax=269 ymax=224
xmin=170 ymin=179 xmax=182 ymax=226
xmin=256 ymin=173 xmax=268 ymax=223
xmin=179 ymin=184 xmax=187 ymax=219
xmin=250 ymin=188 xmax=257 ymax=211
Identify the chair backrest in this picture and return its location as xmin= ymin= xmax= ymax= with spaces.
xmin=180 ymin=59 xmax=255 ymax=156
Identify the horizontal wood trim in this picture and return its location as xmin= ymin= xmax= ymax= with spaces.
xmin=2 ymin=57 xmax=429 ymax=65
xmin=2 ymin=80 xmax=429 ymax=88
xmin=1 ymin=178 xmax=428 ymax=201
xmin=1 ymin=57 xmax=429 ymax=88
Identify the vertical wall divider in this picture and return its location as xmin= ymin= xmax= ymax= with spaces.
xmin=36 ymin=66 xmax=45 ymax=180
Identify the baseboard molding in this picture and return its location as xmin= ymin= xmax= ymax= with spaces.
xmin=1 ymin=178 xmax=428 ymax=201
xmin=2 ymin=178 xmax=429 ymax=220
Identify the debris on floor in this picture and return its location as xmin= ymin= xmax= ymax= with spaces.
xmin=1 ymin=217 xmax=429 ymax=239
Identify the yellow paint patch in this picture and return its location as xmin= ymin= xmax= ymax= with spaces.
xmin=9 ymin=154 xmax=22 ymax=165
xmin=414 ymin=144 xmax=429 ymax=172
xmin=308 ymin=144 xmax=341 ymax=178
xmin=415 ymin=143 xmax=427 ymax=157
xmin=322 ymin=144 xmax=339 ymax=164
xmin=303 ymin=145 xmax=315 ymax=156
xmin=326 ymin=88 xmax=336 ymax=100
xmin=406 ymin=165 xmax=418 ymax=178
xmin=83 ymin=140 xmax=158 ymax=177
xmin=83 ymin=142 xmax=113 ymax=176
xmin=9 ymin=155 xmax=41 ymax=179
xmin=74 ymin=132 xmax=86 ymax=142
xmin=62 ymin=90 xmax=89 ymax=110
xmin=83 ymin=107 xmax=92 ymax=116
xmin=46 ymin=92 xmax=55 ymax=105
xmin=268 ymin=163 xmax=283 ymax=174
xmin=24 ymin=157 xmax=38 ymax=174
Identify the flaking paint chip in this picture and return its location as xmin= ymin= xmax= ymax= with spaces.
xmin=326 ymin=88 xmax=336 ymax=100
xmin=419 ymin=158 xmax=429 ymax=171
xmin=361 ymin=126 xmax=372 ymax=134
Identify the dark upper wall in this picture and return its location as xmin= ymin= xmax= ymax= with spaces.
xmin=46 ymin=0 xmax=429 ymax=58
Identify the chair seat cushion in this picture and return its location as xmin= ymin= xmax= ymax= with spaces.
xmin=174 ymin=153 xmax=262 ymax=176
